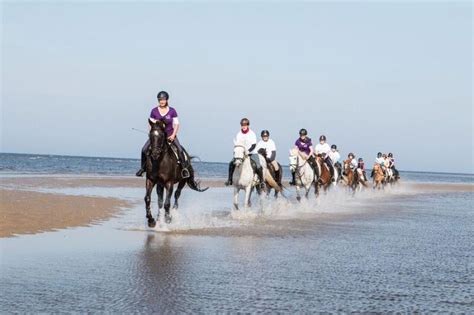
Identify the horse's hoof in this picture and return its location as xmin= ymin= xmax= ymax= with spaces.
xmin=148 ymin=219 xmax=156 ymax=228
xmin=165 ymin=214 xmax=172 ymax=224
xmin=173 ymin=204 xmax=178 ymax=210
xmin=296 ymin=196 xmax=301 ymax=202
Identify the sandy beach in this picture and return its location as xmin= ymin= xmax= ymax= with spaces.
xmin=0 ymin=175 xmax=471 ymax=238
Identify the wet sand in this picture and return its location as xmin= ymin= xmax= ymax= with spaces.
xmin=0 ymin=176 xmax=471 ymax=238
xmin=0 ymin=190 xmax=130 ymax=238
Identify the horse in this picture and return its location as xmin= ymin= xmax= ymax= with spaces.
xmin=385 ymin=167 xmax=395 ymax=185
xmin=342 ymin=159 xmax=356 ymax=192
xmin=289 ymin=149 xmax=316 ymax=201
xmin=315 ymin=155 xmax=333 ymax=194
xmin=257 ymin=148 xmax=283 ymax=198
xmin=354 ymin=168 xmax=369 ymax=191
xmin=144 ymin=119 xmax=208 ymax=226
xmin=334 ymin=162 xmax=343 ymax=183
xmin=372 ymin=163 xmax=385 ymax=190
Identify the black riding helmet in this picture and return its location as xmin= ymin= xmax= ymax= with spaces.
xmin=377 ymin=152 xmax=382 ymax=158
xmin=388 ymin=153 xmax=393 ymax=157
xmin=240 ymin=118 xmax=250 ymax=126
xmin=157 ymin=91 xmax=169 ymax=100
xmin=319 ymin=135 xmax=326 ymax=141
xmin=299 ymin=128 xmax=308 ymax=136
xmin=348 ymin=152 xmax=355 ymax=158
xmin=331 ymin=144 xmax=337 ymax=149
xmin=358 ymin=158 xmax=363 ymax=162
xmin=261 ymin=130 xmax=269 ymax=137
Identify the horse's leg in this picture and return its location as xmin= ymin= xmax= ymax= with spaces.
xmin=157 ymin=183 xmax=164 ymax=210
xmin=164 ymin=182 xmax=174 ymax=224
xmin=173 ymin=180 xmax=186 ymax=209
xmin=233 ymin=187 xmax=239 ymax=210
xmin=244 ymin=185 xmax=252 ymax=208
xmin=295 ymin=184 xmax=301 ymax=202
xmin=145 ymin=179 xmax=156 ymax=227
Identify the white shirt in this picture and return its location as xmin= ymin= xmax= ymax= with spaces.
xmin=315 ymin=143 xmax=331 ymax=156
xmin=328 ymin=150 xmax=340 ymax=164
xmin=375 ymin=157 xmax=384 ymax=165
xmin=350 ymin=158 xmax=358 ymax=169
xmin=234 ymin=129 xmax=257 ymax=154
xmin=255 ymin=139 xmax=276 ymax=159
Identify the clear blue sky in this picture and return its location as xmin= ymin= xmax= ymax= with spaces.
xmin=1 ymin=2 xmax=472 ymax=173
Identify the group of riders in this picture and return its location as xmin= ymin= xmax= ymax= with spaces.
xmin=136 ymin=91 xmax=400 ymax=189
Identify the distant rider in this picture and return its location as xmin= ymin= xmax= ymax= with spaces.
xmin=388 ymin=152 xmax=400 ymax=179
xmin=256 ymin=130 xmax=280 ymax=183
xmin=357 ymin=157 xmax=368 ymax=181
xmin=371 ymin=152 xmax=384 ymax=178
xmin=315 ymin=135 xmax=335 ymax=182
xmin=136 ymin=91 xmax=190 ymax=178
xmin=225 ymin=118 xmax=265 ymax=188
xmin=290 ymin=128 xmax=319 ymax=185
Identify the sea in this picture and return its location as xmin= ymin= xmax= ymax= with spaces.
xmin=0 ymin=153 xmax=472 ymax=313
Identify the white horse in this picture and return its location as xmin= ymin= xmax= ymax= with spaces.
xmin=232 ymin=140 xmax=272 ymax=210
xmin=289 ymin=149 xmax=316 ymax=201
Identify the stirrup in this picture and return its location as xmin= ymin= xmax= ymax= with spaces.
xmin=135 ymin=168 xmax=145 ymax=177
xmin=181 ymin=168 xmax=190 ymax=179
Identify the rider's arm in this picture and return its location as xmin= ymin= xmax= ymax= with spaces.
xmin=309 ymin=146 xmax=314 ymax=156
xmin=270 ymin=151 xmax=276 ymax=161
xmin=249 ymin=144 xmax=256 ymax=152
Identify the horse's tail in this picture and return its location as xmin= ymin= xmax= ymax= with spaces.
xmin=186 ymin=155 xmax=209 ymax=192
xmin=265 ymin=172 xmax=282 ymax=192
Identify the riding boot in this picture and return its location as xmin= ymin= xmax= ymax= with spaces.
xmin=289 ymin=171 xmax=296 ymax=185
xmin=363 ymin=171 xmax=368 ymax=182
xmin=257 ymin=167 xmax=265 ymax=189
xmin=135 ymin=151 xmax=147 ymax=177
xmin=308 ymin=156 xmax=320 ymax=179
xmin=225 ymin=161 xmax=235 ymax=186
xmin=370 ymin=169 xmax=374 ymax=178
xmin=177 ymin=150 xmax=190 ymax=179
xmin=326 ymin=160 xmax=335 ymax=182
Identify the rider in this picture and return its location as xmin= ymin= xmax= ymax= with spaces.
xmin=225 ymin=118 xmax=265 ymax=187
xmin=255 ymin=130 xmax=280 ymax=181
xmin=357 ymin=157 xmax=368 ymax=181
xmin=347 ymin=153 xmax=358 ymax=170
xmin=388 ymin=152 xmax=400 ymax=178
xmin=315 ymin=135 xmax=335 ymax=182
xmin=371 ymin=152 xmax=384 ymax=178
xmin=136 ymin=91 xmax=190 ymax=178
xmin=329 ymin=144 xmax=341 ymax=167
xmin=290 ymin=128 xmax=319 ymax=185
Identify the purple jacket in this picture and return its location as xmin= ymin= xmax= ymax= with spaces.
xmin=150 ymin=107 xmax=178 ymax=137
xmin=295 ymin=137 xmax=312 ymax=155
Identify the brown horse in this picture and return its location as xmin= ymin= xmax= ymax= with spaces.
xmin=145 ymin=119 xmax=208 ymax=226
xmin=342 ymin=159 xmax=357 ymax=191
xmin=372 ymin=163 xmax=385 ymax=189
xmin=257 ymin=148 xmax=283 ymax=198
xmin=315 ymin=155 xmax=332 ymax=195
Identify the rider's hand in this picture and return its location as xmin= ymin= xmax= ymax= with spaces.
xmin=168 ymin=134 xmax=176 ymax=142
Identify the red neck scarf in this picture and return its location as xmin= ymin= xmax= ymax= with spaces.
xmin=241 ymin=128 xmax=249 ymax=134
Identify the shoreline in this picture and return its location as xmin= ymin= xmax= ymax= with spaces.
xmin=0 ymin=175 xmax=472 ymax=238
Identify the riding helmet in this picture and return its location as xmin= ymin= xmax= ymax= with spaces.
xmin=377 ymin=152 xmax=382 ymax=158
xmin=358 ymin=158 xmax=363 ymax=162
xmin=388 ymin=153 xmax=393 ymax=157
xmin=319 ymin=135 xmax=326 ymax=141
xmin=240 ymin=118 xmax=250 ymax=126
xmin=348 ymin=152 xmax=355 ymax=158
xmin=157 ymin=91 xmax=169 ymax=100
xmin=331 ymin=144 xmax=337 ymax=149
xmin=299 ymin=128 xmax=308 ymax=136
xmin=261 ymin=130 xmax=270 ymax=137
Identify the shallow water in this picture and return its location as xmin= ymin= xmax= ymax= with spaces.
xmin=1 ymin=181 xmax=472 ymax=312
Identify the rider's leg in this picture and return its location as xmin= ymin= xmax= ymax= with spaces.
xmin=393 ymin=167 xmax=400 ymax=178
xmin=251 ymin=154 xmax=265 ymax=188
xmin=370 ymin=169 xmax=374 ymax=178
xmin=325 ymin=157 xmax=335 ymax=181
xmin=173 ymin=138 xmax=190 ymax=178
xmin=290 ymin=171 xmax=296 ymax=185
xmin=308 ymin=156 xmax=320 ymax=178
xmin=136 ymin=139 xmax=150 ymax=177
xmin=225 ymin=160 xmax=235 ymax=186
xmin=363 ymin=170 xmax=368 ymax=181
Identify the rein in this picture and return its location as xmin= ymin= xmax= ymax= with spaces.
xmin=233 ymin=144 xmax=248 ymax=163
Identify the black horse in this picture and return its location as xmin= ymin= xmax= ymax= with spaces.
xmin=145 ymin=119 xmax=208 ymax=226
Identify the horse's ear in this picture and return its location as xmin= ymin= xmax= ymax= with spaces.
xmin=148 ymin=118 xmax=157 ymax=127
xmin=158 ymin=120 xmax=166 ymax=130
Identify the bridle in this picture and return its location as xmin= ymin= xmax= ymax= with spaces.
xmin=233 ymin=144 xmax=248 ymax=164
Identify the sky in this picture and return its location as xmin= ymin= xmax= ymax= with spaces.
xmin=1 ymin=1 xmax=472 ymax=173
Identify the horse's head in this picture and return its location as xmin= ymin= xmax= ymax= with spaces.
xmin=148 ymin=118 xmax=167 ymax=160
xmin=257 ymin=148 xmax=267 ymax=157
xmin=343 ymin=159 xmax=351 ymax=172
xmin=288 ymin=149 xmax=298 ymax=171
xmin=233 ymin=139 xmax=247 ymax=166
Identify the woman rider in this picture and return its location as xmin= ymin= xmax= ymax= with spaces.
xmin=136 ymin=91 xmax=190 ymax=178
xmin=225 ymin=118 xmax=265 ymax=188
xmin=289 ymin=128 xmax=320 ymax=185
